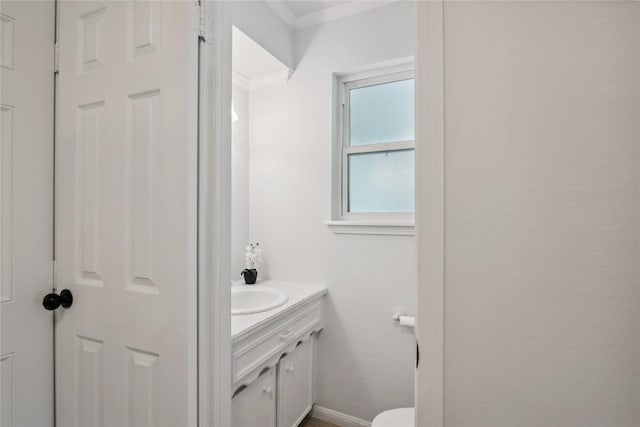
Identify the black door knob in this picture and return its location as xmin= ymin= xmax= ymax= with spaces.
xmin=42 ymin=289 xmax=73 ymax=311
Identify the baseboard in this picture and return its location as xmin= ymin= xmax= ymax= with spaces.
xmin=311 ymin=405 xmax=372 ymax=427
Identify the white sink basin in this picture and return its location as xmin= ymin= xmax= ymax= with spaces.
xmin=231 ymin=286 xmax=288 ymax=315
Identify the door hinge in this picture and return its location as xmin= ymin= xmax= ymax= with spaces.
xmin=54 ymin=42 xmax=60 ymax=74
xmin=52 ymin=259 xmax=58 ymax=290
xmin=198 ymin=2 xmax=213 ymax=43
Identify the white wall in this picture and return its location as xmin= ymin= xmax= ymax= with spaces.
xmin=232 ymin=1 xmax=294 ymax=71
xmin=231 ymin=83 xmax=250 ymax=278
xmin=441 ymin=2 xmax=640 ymax=425
xmin=248 ymin=2 xmax=417 ymax=421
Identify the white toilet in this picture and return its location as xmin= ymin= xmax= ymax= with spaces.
xmin=371 ymin=407 xmax=415 ymax=427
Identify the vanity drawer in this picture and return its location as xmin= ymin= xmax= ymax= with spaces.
xmin=233 ymin=302 xmax=322 ymax=383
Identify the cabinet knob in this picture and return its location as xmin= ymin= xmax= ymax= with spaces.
xmin=262 ymin=385 xmax=273 ymax=395
xmin=286 ymin=366 xmax=295 ymax=373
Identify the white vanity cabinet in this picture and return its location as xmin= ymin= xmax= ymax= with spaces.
xmin=277 ymin=338 xmax=314 ymax=427
xmin=231 ymin=282 xmax=326 ymax=427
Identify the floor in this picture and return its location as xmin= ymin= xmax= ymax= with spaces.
xmin=299 ymin=414 xmax=340 ymax=427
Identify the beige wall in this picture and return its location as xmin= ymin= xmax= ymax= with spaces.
xmin=441 ymin=2 xmax=640 ymax=425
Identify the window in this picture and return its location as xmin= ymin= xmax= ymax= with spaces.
xmin=329 ymin=65 xmax=415 ymax=235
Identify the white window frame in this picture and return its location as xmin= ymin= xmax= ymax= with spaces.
xmin=328 ymin=64 xmax=415 ymax=235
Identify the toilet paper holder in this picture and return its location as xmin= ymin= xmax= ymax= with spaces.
xmin=392 ymin=311 xmax=415 ymax=327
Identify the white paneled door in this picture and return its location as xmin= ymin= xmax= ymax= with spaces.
xmin=56 ymin=2 xmax=198 ymax=426
xmin=0 ymin=1 xmax=55 ymax=426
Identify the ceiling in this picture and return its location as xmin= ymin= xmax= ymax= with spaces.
xmin=280 ymin=1 xmax=349 ymax=17
xmin=266 ymin=0 xmax=396 ymax=30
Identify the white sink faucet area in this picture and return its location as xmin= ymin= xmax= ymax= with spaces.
xmin=231 ymin=286 xmax=289 ymax=315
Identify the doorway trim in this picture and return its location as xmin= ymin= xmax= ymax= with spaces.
xmin=415 ymin=1 xmax=445 ymax=427
xmin=198 ymin=1 xmax=232 ymax=426
xmin=201 ymin=1 xmax=447 ymax=426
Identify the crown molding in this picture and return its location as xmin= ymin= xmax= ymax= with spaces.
xmin=266 ymin=0 xmax=399 ymax=30
xmin=264 ymin=0 xmax=296 ymax=28
xmin=232 ymin=69 xmax=291 ymax=92
xmin=232 ymin=70 xmax=250 ymax=90
xmin=249 ymin=69 xmax=292 ymax=91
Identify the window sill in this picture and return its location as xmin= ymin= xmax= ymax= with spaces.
xmin=325 ymin=220 xmax=415 ymax=236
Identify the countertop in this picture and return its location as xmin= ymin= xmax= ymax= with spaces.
xmin=231 ymin=280 xmax=327 ymax=340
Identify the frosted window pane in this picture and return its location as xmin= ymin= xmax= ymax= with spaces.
xmin=348 ymin=149 xmax=415 ymax=213
xmin=350 ymin=79 xmax=414 ymax=146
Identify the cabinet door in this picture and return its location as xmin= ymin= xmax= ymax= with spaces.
xmin=232 ymin=368 xmax=277 ymax=427
xmin=277 ymin=339 xmax=314 ymax=427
